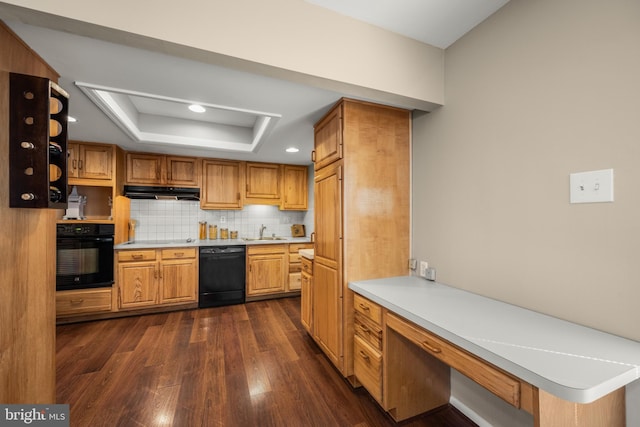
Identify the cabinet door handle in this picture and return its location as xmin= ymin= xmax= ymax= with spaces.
xmin=72 ymin=159 xmax=77 ymax=170
xmin=358 ymin=350 xmax=369 ymax=361
xmin=311 ymin=150 xmax=316 ymax=162
xmin=421 ymin=341 xmax=442 ymax=354
xmin=78 ymin=159 xmax=83 ymax=170
xmin=70 ymin=298 xmax=84 ymax=305
xmin=154 ymin=270 xmax=158 ymax=279
xmin=358 ymin=303 xmax=370 ymax=311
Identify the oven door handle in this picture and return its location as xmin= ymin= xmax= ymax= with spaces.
xmin=58 ymin=237 xmax=114 ymax=242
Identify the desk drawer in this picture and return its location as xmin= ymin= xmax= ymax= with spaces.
xmin=386 ymin=313 xmax=521 ymax=409
xmin=354 ymin=293 xmax=382 ymax=325
xmin=355 ymin=312 xmax=382 ymax=351
xmin=354 ymin=335 xmax=382 ymax=403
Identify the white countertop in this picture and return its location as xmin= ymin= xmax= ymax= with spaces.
xmin=299 ymin=248 xmax=314 ymax=260
xmin=115 ymin=237 xmax=311 ymax=250
xmin=348 ymin=275 xmax=640 ymax=404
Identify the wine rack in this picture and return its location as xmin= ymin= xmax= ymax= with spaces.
xmin=9 ymin=72 xmax=69 ymax=208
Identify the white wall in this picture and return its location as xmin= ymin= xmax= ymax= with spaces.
xmin=0 ymin=0 xmax=443 ymax=110
xmin=412 ymin=0 xmax=640 ymax=425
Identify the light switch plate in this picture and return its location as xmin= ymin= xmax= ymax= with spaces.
xmin=569 ymin=169 xmax=614 ymax=204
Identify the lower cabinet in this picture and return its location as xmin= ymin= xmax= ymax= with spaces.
xmin=300 ymin=256 xmax=313 ymax=333
xmin=117 ymin=247 xmax=197 ymax=310
xmin=246 ymin=245 xmax=287 ymax=297
xmin=353 ymin=294 xmax=383 ymax=403
xmin=288 ymin=243 xmax=313 ymax=291
xmin=56 ymin=288 xmax=113 ymax=317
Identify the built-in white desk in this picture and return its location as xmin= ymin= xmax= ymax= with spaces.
xmin=349 ymin=276 xmax=640 ymax=426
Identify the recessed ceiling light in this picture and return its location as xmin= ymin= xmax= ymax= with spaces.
xmin=286 ymin=147 xmax=300 ymax=153
xmin=188 ymin=104 xmax=206 ymax=113
xmin=68 ymin=116 xmax=77 ymax=122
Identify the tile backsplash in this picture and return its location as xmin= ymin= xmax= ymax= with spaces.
xmin=130 ymin=200 xmax=313 ymax=242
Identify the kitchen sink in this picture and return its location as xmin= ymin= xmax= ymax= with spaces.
xmin=243 ymin=237 xmax=288 ymax=241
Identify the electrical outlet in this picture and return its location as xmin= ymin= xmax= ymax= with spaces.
xmin=220 ymin=216 xmax=226 ymax=223
xmin=419 ymin=261 xmax=428 ymax=278
xmin=425 ymin=267 xmax=436 ymax=281
xmin=408 ymin=259 xmax=417 ymax=270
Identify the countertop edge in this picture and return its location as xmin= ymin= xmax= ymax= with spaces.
xmin=115 ymin=237 xmax=312 ymax=250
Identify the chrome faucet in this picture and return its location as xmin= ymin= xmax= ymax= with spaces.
xmin=259 ymin=224 xmax=267 ymax=239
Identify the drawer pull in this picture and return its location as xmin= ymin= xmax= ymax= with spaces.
xmin=358 ymin=350 xmax=370 ymax=361
xmin=421 ymin=341 xmax=442 ymax=354
xmin=359 ymin=324 xmax=370 ymax=333
xmin=359 ymin=303 xmax=370 ymax=311
xmin=132 ymin=254 xmax=143 ymax=259
xmin=70 ymin=298 xmax=84 ymax=304
xmin=174 ymin=252 xmax=184 ymax=257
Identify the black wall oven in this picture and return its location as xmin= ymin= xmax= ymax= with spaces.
xmin=56 ymin=223 xmax=114 ymax=291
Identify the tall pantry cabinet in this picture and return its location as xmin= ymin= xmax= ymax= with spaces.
xmin=312 ymin=98 xmax=410 ymax=380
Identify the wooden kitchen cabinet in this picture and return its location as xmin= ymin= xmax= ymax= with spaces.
xmin=246 ymin=245 xmax=287 ymax=297
xmin=68 ymin=141 xmax=113 ymax=181
xmin=201 ymin=159 xmax=244 ymax=209
xmin=159 ymin=248 xmax=198 ymax=304
xmin=313 ymin=104 xmax=342 ymax=170
xmin=300 ymin=255 xmax=314 ymax=333
xmin=287 ymin=243 xmax=313 ymax=291
xmin=312 ymin=98 xmax=410 ymax=380
xmin=126 ymin=152 xmax=199 ymax=187
xmin=280 ymin=165 xmax=308 ymax=210
xmin=56 ymin=288 xmax=113 ymax=317
xmin=245 ymin=162 xmax=280 ymax=205
xmin=118 ymin=259 xmax=158 ymax=309
xmin=353 ymin=294 xmax=383 ymax=404
xmin=116 ymin=248 xmax=197 ymax=310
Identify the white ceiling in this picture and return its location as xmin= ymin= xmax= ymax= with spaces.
xmin=2 ymin=1 xmax=509 ymax=165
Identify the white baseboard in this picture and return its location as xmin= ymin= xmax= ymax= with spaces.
xmin=450 ymin=396 xmax=492 ymax=427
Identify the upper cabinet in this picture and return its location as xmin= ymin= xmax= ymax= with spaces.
xmin=201 ymin=159 xmax=245 ymax=210
xmin=281 ymin=165 xmax=308 ymax=210
xmin=245 ymin=162 xmax=280 ymax=205
xmin=68 ymin=142 xmax=113 ymax=181
xmin=312 ymin=105 xmax=343 ymax=170
xmin=126 ymin=152 xmax=199 ymax=187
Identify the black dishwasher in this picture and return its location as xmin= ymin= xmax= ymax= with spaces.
xmin=198 ymin=246 xmax=246 ymax=308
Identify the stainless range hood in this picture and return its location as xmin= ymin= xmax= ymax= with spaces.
xmin=124 ymin=185 xmax=200 ymax=201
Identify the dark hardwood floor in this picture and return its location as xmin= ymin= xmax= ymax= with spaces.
xmin=56 ymin=297 xmax=477 ymax=427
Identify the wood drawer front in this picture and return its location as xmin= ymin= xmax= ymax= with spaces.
xmin=289 ymin=253 xmax=301 ymax=264
xmin=354 ymin=293 xmax=382 ymax=326
xmin=117 ymin=250 xmax=156 ymax=262
xmin=289 ymin=272 xmax=302 ymax=290
xmin=289 ymin=243 xmax=312 ymax=253
xmin=354 ymin=312 xmax=382 ymax=351
xmin=386 ymin=313 xmax=521 ymax=409
xmin=289 ymin=263 xmax=302 ymax=273
xmin=56 ymin=288 xmax=112 ymax=315
xmin=354 ymin=335 xmax=383 ymax=403
xmin=161 ymin=247 xmax=197 ymax=259
xmin=247 ymin=244 xmax=286 ymax=255
xmin=301 ymin=257 xmax=313 ymax=275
